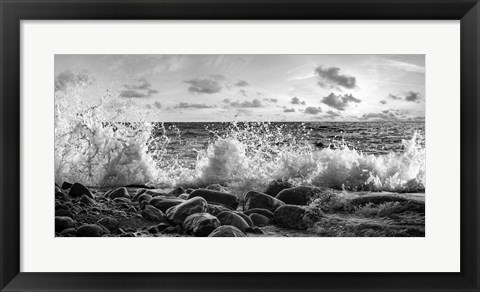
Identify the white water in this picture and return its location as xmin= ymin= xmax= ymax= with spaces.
xmin=55 ymin=89 xmax=425 ymax=194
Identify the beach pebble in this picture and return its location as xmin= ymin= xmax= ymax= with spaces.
xmin=233 ymin=211 xmax=254 ymax=226
xmin=80 ymin=195 xmax=95 ymax=205
xmin=68 ymin=183 xmax=94 ymax=199
xmin=166 ymin=197 xmax=209 ymax=225
xmin=97 ymin=217 xmax=119 ymax=231
xmin=113 ymin=197 xmax=132 ymax=204
xmin=276 ymin=186 xmax=318 ymax=206
xmin=188 ymin=189 xmax=239 ymax=209
xmin=108 ymin=187 xmax=130 ymax=200
xmin=169 ymin=187 xmax=184 ymax=196
xmin=246 ymin=227 xmax=264 ymax=234
xmin=208 ymin=225 xmax=246 ymax=237
xmin=55 ymin=216 xmax=76 ymax=232
xmin=250 ymin=213 xmax=270 ymax=227
xmin=274 ymin=205 xmax=309 ymax=230
xmin=60 ymin=228 xmax=76 ymax=237
xmin=150 ymin=197 xmax=185 ymax=213
xmin=177 ymin=194 xmax=188 ymax=200
xmin=55 ymin=191 xmax=69 ymax=201
xmin=217 ymin=211 xmax=250 ymax=232
xmin=183 ymin=213 xmax=220 ymax=237
xmin=243 ymin=208 xmax=274 ymax=220
xmin=55 ymin=208 xmax=74 ymax=218
xmin=162 ymin=226 xmax=183 ymax=234
xmin=264 ymin=180 xmax=294 ymax=197
xmin=141 ymin=205 xmax=165 ymax=222
xmin=244 ymin=191 xmax=285 ymax=212
xmin=75 ymin=224 xmax=104 ymax=237
xmin=137 ymin=194 xmax=152 ymax=204
xmin=207 ymin=204 xmax=232 ymax=216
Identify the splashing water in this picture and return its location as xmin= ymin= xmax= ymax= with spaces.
xmin=55 ymin=90 xmax=425 ymax=194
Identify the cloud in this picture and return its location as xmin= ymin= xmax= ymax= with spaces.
xmin=388 ymin=91 xmax=422 ymax=102
xmin=223 ymin=99 xmax=230 ymax=103
xmin=264 ymin=98 xmax=278 ymax=103
xmin=120 ymin=78 xmax=158 ymax=98
xmin=234 ymin=80 xmax=249 ymax=87
xmin=184 ymin=77 xmax=222 ymax=94
xmin=238 ymin=89 xmax=248 ymax=96
xmin=384 ymin=59 xmax=425 ymax=73
xmin=304 ymin=107 xmax=322 ymax=115
xmin=209 ymin=74 xmax=225 ymax=81
xmin=229 ymin=99 xmax=263 ymax=108
xmin=314 ymin=66 xmax=356 ymax=89
xmin=284 ymin=108 xmax=295 ymax=113
xmin=153 ymin=101 xmax=162 ymax=109
xmin=321 ymin=93 xmax=361 ymax=111
xmin=360 ymin=110 xmax=398 ymax=121
xmin=380 ymin=100 xmax=387 ymax=105
xmin=174 ymin=102 xmax=215 ymax=109
xmin=291 ymin=96 xmax=306 ymax=105
xmin=55 ymin=70 xmax=90 ymax=92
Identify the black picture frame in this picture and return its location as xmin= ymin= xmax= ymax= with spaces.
xmin=1 ymin=0 xmax=479 ymax=291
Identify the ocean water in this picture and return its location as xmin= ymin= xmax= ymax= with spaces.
xmin=55 ymin=99 xmax=425 ymax=195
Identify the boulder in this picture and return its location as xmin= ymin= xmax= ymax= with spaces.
xmin=150 ymin=197 xmax=185 ymax=213
xmin=68 ymin=183 xmax=93 ymax=199
xmin=244 ymin=191 xmax=285 ymax=212
xmin=55 ymin=216 xmax=76 ymax=232
xmin=233 ymin=211 xmax=254 ymax=226
xmin=55 ymin=191 xmax=69 ymax=201
xmin=61 ymin=181 xmax=73 ymax=190
xmin=166 ymin=197 xmax=209 ymax=225
xmin=207 ymin=204 xmax=232 ymax=216
xmin=75 ymin=224 xmax=104 ymax=237
xmin=246 ymin=227 xmax=264 ymax=234
xmin=60 ymin=228 xmax=76 ymax=237
xmin=250 ymin=213 xmax=270 ymax=227
xmin=96 ymin=217 xmax=119 ymax=231
xmin=178 ymin=194 xmax=188 ymax=200
xmin=274 ymin=205 xmax=309 ymax=229
xmin=188 ymin=189 xmax=239 ymax=209
xmin=216 ymin=211 xmax=250 ymax=232
xmin=169 ymin=187 xmax=184 ymax=196
xmin=183 ymin=213 xmax=220 ymax=237
xmin=208 ymin=225 xmax=246 ymax=237
xmin=55 ymin=208 xmax=74 ymax=218
xmin=108 ymin=187 xmax=130 ymax=200
xmin=264 ymin=180 xmax=294 ymax=197
xmin=243 ymin=208 xmax=274 ymax=220
xmin=275 ymin=186 xmax=318 ymax=206
xmin=141 ymin=205 xmax=165 ymax=222
xmin=80 ymin=195 xmax=95 ymax=205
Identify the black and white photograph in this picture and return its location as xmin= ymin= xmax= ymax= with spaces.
xmin=54 ymin=54 xmax=425 ymax=237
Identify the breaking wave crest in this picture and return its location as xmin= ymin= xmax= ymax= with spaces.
xmin=55 ymin=90 xmax=425 ymax=194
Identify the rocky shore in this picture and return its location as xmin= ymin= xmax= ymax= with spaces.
xmin=55 ymin=180 xmax=425 ymax=237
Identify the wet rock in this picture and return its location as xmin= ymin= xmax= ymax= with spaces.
xmin=205 ymin=184 xmax=226 ymax=191
xmin=141 ymin=205 xmax=165 ymax=222
xmin=68 ymin=183 xmax=94 ymax=199
xmin=246 ymin=227 xmax=264 ymax=234
xmin=55 ymin=216 xmax=76 ymax=232
xmin=166 ymin=197 xmax=209 ymax=225
xmin=178 ymin=194 xmax=188 ymax=200
xmin=61 ymin=181 xmax=73 ymax=190
xmin=97 ymin=217 xmax=119 ymax=231
xmin=244 ymin=191 xmax=285 ymax=212
xmin=207 ymin=204 xmax=232 ymax=216
xmin=217 ymin=211 xmax=249 ymax=232
xmin=156 ymin=223 xmax=170 ymax=232
xmin=108 ymin=187 xmax=130 ymax=200
xmin=183 ymin=213 xmax=220 ymax=237
xmin=137 ymin=194 xmax=152 ymax=204
xmin=349 ymin=195 xmax=408 ymax=207
xmin=150 ymin=197 xmax=185 ymax=213
xmin=113 ymin=197 xmax=132 ymax=204
xmin=208 ymin=225 xmax=246 ymax=237
xmin=185 ymin=188 xmax=194 ymax=194
xmin=147 ymin=225 xmax=159 ymax=234
xmin=169 ymin=187 xmax=184 ymax=196
xmin=55 ymin=191 xmax=69 ymax=201
xmin=162 ymin=226 xmax=183 ymax=234
xmin=233 ymin=211 xmax=254 ymax=226
xmin=75 ymin=224 xmax=104 ymax=237
xmin=127 ymin=206 xmax=138 ymax=213
xmin=55 ymin=208 xmax=74 ymax=218
xmin=274 ymin=205 xmax=309 ymax=230
xmin=188 ymin=189 xmax=239 ymax=209
xmin=132 ymin=189 xmax=148 ymax=201
xmin=60 ymin=228 xmax=76 ymax=237
xmin=264 ymin=180 xmax=294 ymax=197
xmin=243 ymin=208 xmax=274 ymax=220
xmin=250 ymin=213 xmax=270 ymax=227
xmin=275 ymin=186 xmax=319 ymax=206
xmin=80 ymin=195 xmax=95 ymax=205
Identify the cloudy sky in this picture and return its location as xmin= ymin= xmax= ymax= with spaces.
xmin=55 ymin=54 xmax=425 ymax=122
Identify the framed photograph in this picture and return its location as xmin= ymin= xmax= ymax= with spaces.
xmin=1 ymin=0 xmax=479 ymax=291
